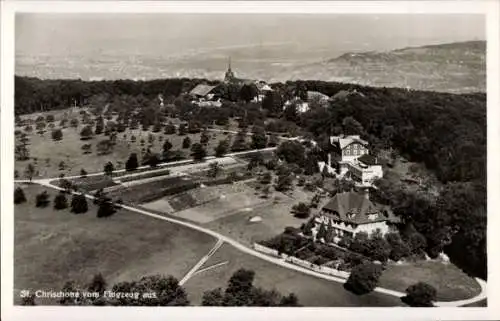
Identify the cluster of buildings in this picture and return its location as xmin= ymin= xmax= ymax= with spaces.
xmin=187 ymin=58 xmax=363 ymax=112
xmin=312 ymin=134 xmax=396 ymax=240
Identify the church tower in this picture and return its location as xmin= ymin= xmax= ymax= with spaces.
xmin=224 ymin=57 xmax=235 ymax=83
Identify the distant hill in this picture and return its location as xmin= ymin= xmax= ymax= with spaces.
xmin=282 ymin=41 xmax=486 ymax=93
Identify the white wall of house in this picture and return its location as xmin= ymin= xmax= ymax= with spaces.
xmin=315 ymin=214 xmax=390 ymax=238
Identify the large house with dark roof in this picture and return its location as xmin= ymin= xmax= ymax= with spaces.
xmin=327 ymin=135 xmax=383 ymax=186
xmin=315 ymin=191 xmax=399 ymax=241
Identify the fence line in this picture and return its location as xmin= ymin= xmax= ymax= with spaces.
xmin=253 ymin=243 xmax=350 ymax=279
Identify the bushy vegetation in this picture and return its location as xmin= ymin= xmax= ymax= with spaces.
xmin=201 ymin=269 xmax=300 ymax=306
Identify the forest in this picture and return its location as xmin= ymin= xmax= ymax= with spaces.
xmin=14 ymin=75 xmax=487 ymax=279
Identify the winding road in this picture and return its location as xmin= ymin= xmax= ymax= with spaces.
xmin=14 ymin=148 xmax=487 ymax=307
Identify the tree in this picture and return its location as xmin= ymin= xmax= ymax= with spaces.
xmin=201 ymin=288 xmax=224 ymax=306
xmin=208 ymin=162 xmax=221 ymax=178
xmin=191 ymin=143 xmax=207 ymax=161
xmin=260 ymin=172 xmax=272 ymax=185
xmin=182 ymin=136 xmax=191 ymax=149
xmin=97 ymin=198 xmax=117 ymax=218
xmin=15 ymin=144 xmax=30 ymax=161
xmin=126 ymin=153 xmax=139 ymax=171
xmin=276 ymin=141 xmax=306 ymax=166
xmin=81 ymin=143 xmax=92 ymax=154
xmin=275 ymin=172 xmax=293 ymax=192
xmin=262 ymin=91 xmax=283 ymax=117
xmin=71 ymin=194 xmax=88 ymax=214
xmin=342 ymin=117 xmax=365 ymax=136
xmin=14 ymin=187 xmax=27 ymax=204
xmin=80 ymin=168 xmax=88 ymax=178
xmin=51 ymin=128 xmax=63 ymax=141
xmin=344 ymin=262 xmax=383 ymax=295
xmin=152 ymin=122 xmax=162 ymax=133
xmin=35 ymin=191 xmax=50 ymax=208
xmin=316 ymin=223 xmax=328 ymax=241
xmin=164 ymin=122 xmax=176 ymax=135
xmin=110 ymin=275 xmax=189 ymax=306
xmin=21 ymin=293 xmax=37 ymax=306
xmin=178 ymin=123 xmax=187 ymax=135
xmin=104 ymin=162 xmax=114 ymax=176
xmin=95 ymin=116 xmax=104 ymax=134
xmin=251 ymin=126 xmax=268 ymax=149
xmin=214 ymin=139 xmax=229 ymax=157
xmin=162 ymin=140 xmax=173 ymax=159
xmin=240 ymin=83 xmax=258 ymax=103
xmin=231 ymin=131 xmax=248 ymax=152
xmin=279 ymin=293 xmax=300 ymax=307
xmin=292 ymin=202 xmax=310 ymax=219
xmin=54 ymin=192 xmax=68 ymax=210
xmin=87 ymin=273 xmax=107 ymax=296
xmin=25 ymin=163 xmax=36 ymax=181
xmin=146 ymin=154 xmax=160 ymax=168
xmin=402 ymin=282 xmax=437 ymax=307
xmin=59 ymin=161 xmax=66 ymax=171
xmin=80 ymin=125 xmax=93 ymax=140
xmin=200 ymin=130 xmax=210 ymax=145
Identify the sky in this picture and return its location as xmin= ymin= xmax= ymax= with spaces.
xmin=14 ymin=13 xmax=486 ymax=80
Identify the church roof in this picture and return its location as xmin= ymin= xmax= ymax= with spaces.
xmin=321 ymin=192 xmax=398 ymax=225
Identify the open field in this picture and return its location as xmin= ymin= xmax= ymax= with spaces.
xmin=183 ymin=243 xmax=405 ymax=307
xmin=15 ymin=120 xmax=235 ymax=178
xmin=202 ymin=182 xmax=317 ymax=246
xmin=14 ymin=184 xmax=216 ymax=305
xmin=379 ymin=261 xmax=482 ymax=302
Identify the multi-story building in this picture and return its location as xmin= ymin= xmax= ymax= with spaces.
xmin=314 ymin=191 xmax=399 ymax=241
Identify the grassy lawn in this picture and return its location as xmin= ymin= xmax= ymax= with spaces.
xmin=183 ymin=243 xmax=406 ymax=307
xmin=15 ymin=121 xmax=235 ymax=178
xmin=14 ymin=184 xmax=216 ymax=305
xmin=379 ymin=261 xmax=481 ymax=302
xmin=203 ymin=182 xmax=317 ymax=247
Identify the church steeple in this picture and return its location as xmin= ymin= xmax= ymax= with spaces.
xmin=224 ymin=56 xmax=235 ymax=82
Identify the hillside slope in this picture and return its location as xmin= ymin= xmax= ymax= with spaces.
xmin=282 ymin=41 xmax=485 ymax=93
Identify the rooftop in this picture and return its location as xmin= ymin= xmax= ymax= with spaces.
xmin=321 ymin=191 xmax=399 ymax=225
xmin=189 ymin=84 xmax=217 ymax=97
xmin=330 ymin=135 xmax=368 ymax=149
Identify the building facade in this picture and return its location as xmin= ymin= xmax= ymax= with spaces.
xmin=314 ymin=191 xmax=399 ymax=242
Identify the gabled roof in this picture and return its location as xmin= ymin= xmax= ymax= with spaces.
xmin=321 ymin=192 xmax=398 ymax=225
xmin=189 ymin=84 xmax=217 ymax=97
xmin=330 ymin=135 xmax=368 ymax=149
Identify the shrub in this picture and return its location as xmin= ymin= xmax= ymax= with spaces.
xmin=35 ymin=191 xmax=50 ymax=208
xmin=71 ymin=194 xmax=88 ymax=214
xmin=182 ymin=137 xmax=191 ymax=149
xmin=54 ymin=192 xmax=68 ymax=210
xmin=14 ymin=187 xmax=26 ymax=204
xmin=402 ymin=282 xmax=437 ymax=307
xmin=344 ymin=262 xmax=383 ymax=295
xmin=125 ymin=153 xmax=139 ymax=171
xmin=292 ymin=202 xmax=310 ymax=219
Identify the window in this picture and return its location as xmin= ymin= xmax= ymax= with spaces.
xmin=354 ymin=144 xmax=358 ymax=149
xmin=345 ymin=150 xmax=350 ymax=156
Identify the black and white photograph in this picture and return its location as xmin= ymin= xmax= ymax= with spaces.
xmin=1 ymin=1 xmax=499 ymax=320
